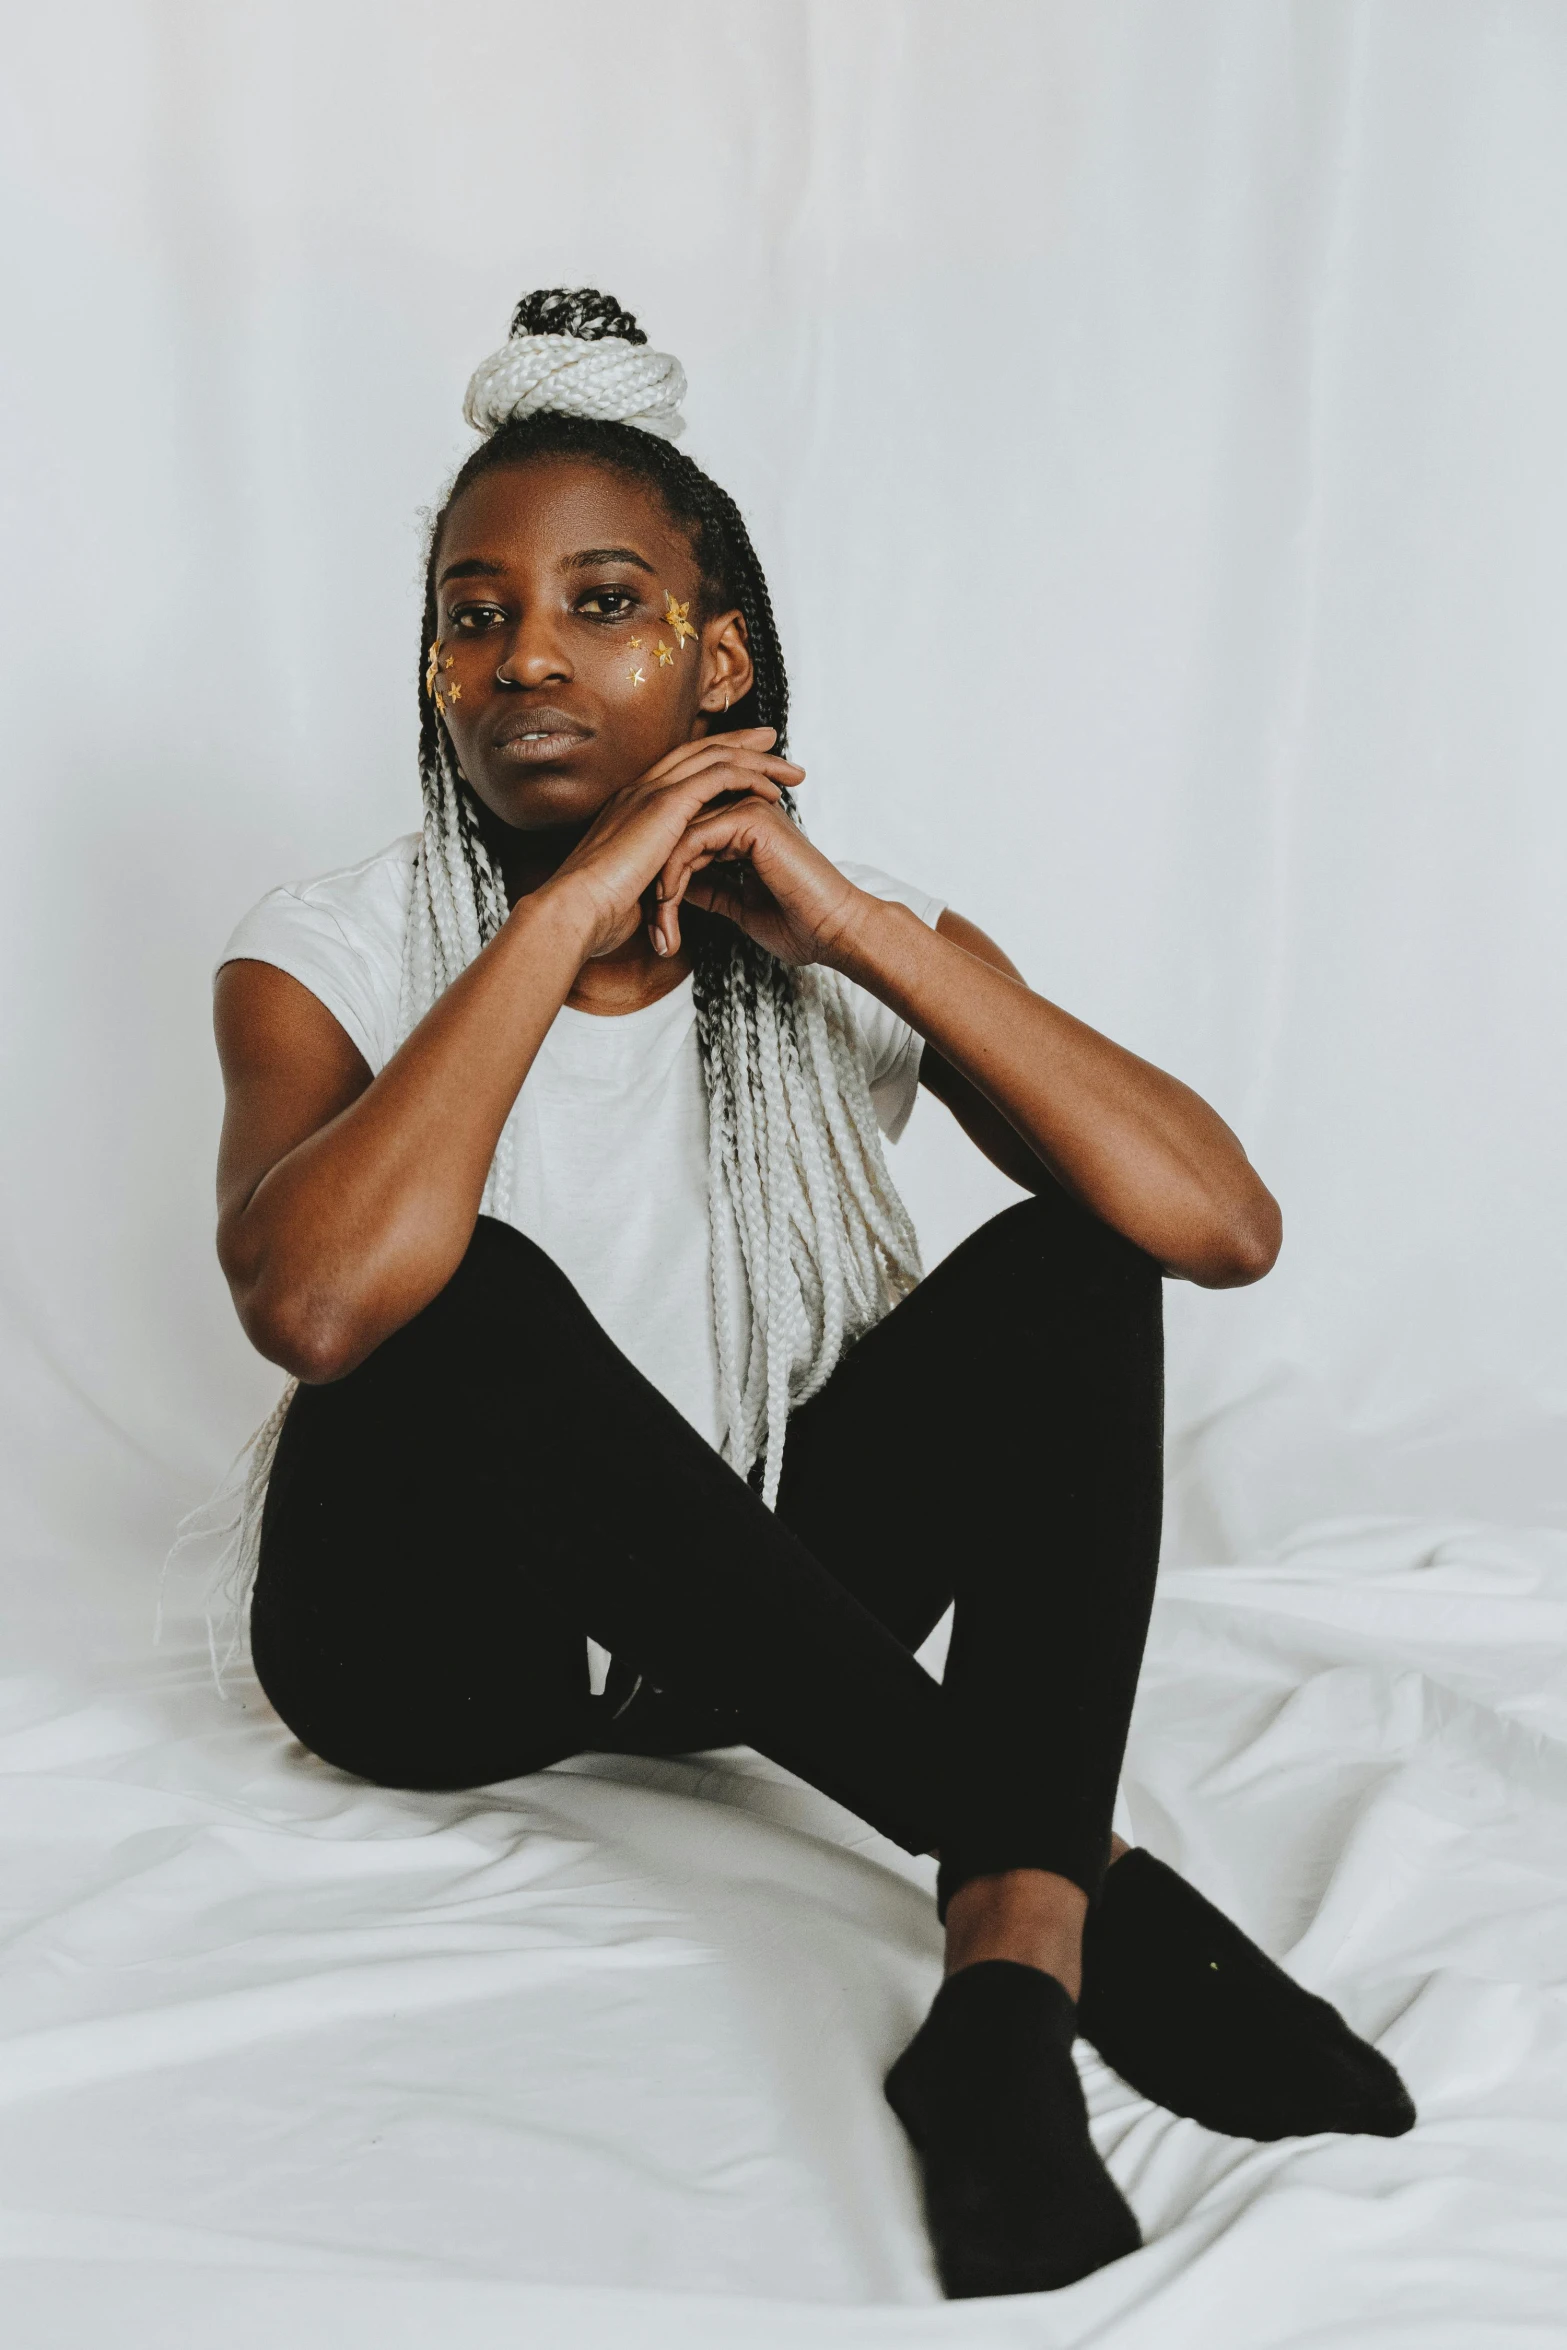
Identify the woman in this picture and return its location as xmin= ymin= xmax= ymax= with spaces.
xmin=212 ymin=288 xmax=1414 ymax=2300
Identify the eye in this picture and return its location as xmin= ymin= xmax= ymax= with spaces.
xmin=577 ymin=586 xmax=639 ymax=621
xmin=450 ymin=602 xmax=507 ymax=631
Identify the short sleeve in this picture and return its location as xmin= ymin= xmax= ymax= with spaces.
xmin=833 ymin=861 xmax=947 ymax=1143
xmin=218 ymin=890 xmax=393 ymax=1073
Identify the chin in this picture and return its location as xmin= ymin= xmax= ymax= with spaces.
xmin=480 ymin=774 xmax=615 ymax=832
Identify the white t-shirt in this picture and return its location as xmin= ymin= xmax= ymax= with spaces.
xmin=218 ymin=835 xmax=944 ymax=1455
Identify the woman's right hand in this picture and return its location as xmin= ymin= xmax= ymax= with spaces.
xmin=541 ymin=729 xmax=805 ymax=960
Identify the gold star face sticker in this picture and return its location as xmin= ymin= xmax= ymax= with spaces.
xmin=425 ymin=640 xmax=441 ymax=697
xmin=628 ymin=636 xmax=644 ymax=649
xmin=655 ymin=639 xmax=676 ymax=667
xmin=628 ymin=664 xmax=647 ymax=688
xmin=433 ymin=689 xmax=446 ymax=715
xmin=446 ymin=680 xmax=461 ymax=702
xmin=663 ymin=593 xmax=696 ymax=646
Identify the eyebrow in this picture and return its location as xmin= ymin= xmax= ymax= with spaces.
xmin=436 ymin=556 xmax=508 ymax=587
xmin=437 ymin=546 xmax=659 ymax=592
xmin=563 ymin=546 xmax=656 ymax=575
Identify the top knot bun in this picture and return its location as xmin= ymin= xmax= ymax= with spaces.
xmin=463 ymin=284 xmax=685 ymax=443
xmin=509 ymin=287 xmax=647 ymax=345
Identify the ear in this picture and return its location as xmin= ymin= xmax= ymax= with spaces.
xmin=696 ymin=608 xmax=754 ymax=718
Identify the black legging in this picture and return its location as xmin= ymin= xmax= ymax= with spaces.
xmin=251 ymin=1187 xmax=1164 ymax=1911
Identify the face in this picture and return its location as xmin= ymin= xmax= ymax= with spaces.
xmin=430 ymin=457 xmax=753 ymax=834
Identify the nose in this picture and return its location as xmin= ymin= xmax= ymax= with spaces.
xmin=494 ymin=604 xmax=571 ymax=688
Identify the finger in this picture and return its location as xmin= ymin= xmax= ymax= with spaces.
xmin=633 ymin=728 xmax=773 ymax=788
xmin=662 ymin=844 xmax=727 ymax=911
xmin=657 ymin=817 xmax=761 ymax=907
xmin=647 ymin=757 xmax=799 ymax=826
xmin=609 ymin=762 xmax=784 ymax=867
xmin=671 ymin=789 xmax=781 ymax=833
xmin=683 ymin=866 xmax=747 ymax=925
xmin=634 ymin=727 xmax=780 ymax=788
xmin=642 ymin=737 xmax=803 ymax=792
xmin=653 ymin=799 xmax=775 ymax=900
xmin=649 ymin=895 xmax=682 ymax=957
xmin=655 ymin=747 xmax=803 ymax=799
xmin=659 ymin=724 xmax=777 ymax=761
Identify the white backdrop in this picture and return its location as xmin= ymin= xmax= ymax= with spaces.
xmin=4 ymin=0 xmax=1566 ymax=1583
xmin=4 ymin=8 xmax=1567 ymax=2341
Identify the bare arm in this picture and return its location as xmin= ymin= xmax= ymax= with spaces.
xmin=844 ymin=902 xmax=1280 ymax=1287
xmin=656 ymin=814 xmax=1281 ymax=1289
xmin=215 ymin=887 xmax=590 ymax=1381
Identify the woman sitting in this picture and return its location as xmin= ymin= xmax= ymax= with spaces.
xmin=211 ymin=287 xmax=1413 ymax=2301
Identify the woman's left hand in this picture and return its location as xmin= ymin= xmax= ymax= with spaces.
xmin=649 ymin=794 xmax=870 ymax=968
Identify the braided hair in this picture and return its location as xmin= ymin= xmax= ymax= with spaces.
xmin=407 ymin=289 xmax=922 ymax=1504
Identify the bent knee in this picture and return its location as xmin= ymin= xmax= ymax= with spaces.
xmin=435 ymin=1214 xmax=586 ymax=1324
xmin=263 ymin=1689 xmax=572 ymax=1796
xmin=363 ymin=1216 xmax=605 ymax=1388
xmin=972 ymin=1188 xmax=1163 ymax=1302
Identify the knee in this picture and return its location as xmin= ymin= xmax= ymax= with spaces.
xmin=921 ymin=1193 xmax=1161 ymax=1411
xmin=254 ymin=1641 xmax=568 ymax=1796
xmin=966 ymin=1188 xmax=1162 ymax=1311
xmin=308 ymin=1706 xmax=575 ymax=1796
xmin=440 ymin=1214 xmax=578 ymax=1315
xmin=400 ymin=1215 xmax=595 ymax=1364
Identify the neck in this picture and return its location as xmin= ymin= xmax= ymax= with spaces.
xmin=486 ymin=811 xmax=693 ymax=1017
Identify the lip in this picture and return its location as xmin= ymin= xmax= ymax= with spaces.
xmin=491 ymin=706 xmax=594 ymax=762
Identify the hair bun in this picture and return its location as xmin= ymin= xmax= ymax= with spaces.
xmin=509 ymin=287 xmax=647 ymax=345
xmin=464 ymin=284 xmax=686 ymax=442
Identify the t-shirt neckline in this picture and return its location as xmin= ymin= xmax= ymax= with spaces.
xmin=552 ymin=970 xmax=696 ymax=1028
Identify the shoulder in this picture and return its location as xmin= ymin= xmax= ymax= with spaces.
xmin=836 ymin=858 xmax=946 ymax=935
xmin=217 ymin=834 xmax=418 ymax=1075
xmin=222 ymin=834 xmax=418 ymax=965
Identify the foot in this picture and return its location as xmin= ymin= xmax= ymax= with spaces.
xmin=1078 ymin=1850 xmax=1416 ymax=2142
xmin=885 ymin=1961 xmax=1141 ymax=2299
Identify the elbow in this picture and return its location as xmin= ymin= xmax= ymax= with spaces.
xmin=218 ymin=1196 xmax=389 ymax=1383
xmin=1191 ymin=1185 xmax=1283 ymax=1289
xmin=233 ymin=1273 xmax=367 ymax=1386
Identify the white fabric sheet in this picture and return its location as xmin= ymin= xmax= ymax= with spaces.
xmin=5 ymin=1517 xmax=1564 ymax=2344
xmin=3 ymin=2 xmax=1566 ymax=2341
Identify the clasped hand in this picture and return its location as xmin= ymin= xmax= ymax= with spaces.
xmin=546 ymin=730 xmax=869 ymax=969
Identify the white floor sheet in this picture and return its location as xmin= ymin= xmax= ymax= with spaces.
xmin=4 ymin=1513 xmax=1563 ymax=2347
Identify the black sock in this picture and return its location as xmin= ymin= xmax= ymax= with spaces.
xmin=1077 ymin=1850 xmax=1417 ymax=2142
xmin=885 ymin=1961 xmax=1141 ymax=2299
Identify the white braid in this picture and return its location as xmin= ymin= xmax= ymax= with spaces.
xmin=464 ymin=333 xmax=687 ymax=443
xmin=695 ymin=931 xmax=922 ymax=1508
